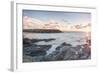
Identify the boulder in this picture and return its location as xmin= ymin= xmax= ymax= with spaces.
xmin=31 ymin=38 xmax=55 ymax=43
xmin=56 ymin=42 xmax=72 ymax=50
xmin=23 ymin=38 xmax=32 ymax=47
xmin=23 ymin=44 xmax=52 ymax=57
xmin=29 ymin=50 xmax=46 ymax=56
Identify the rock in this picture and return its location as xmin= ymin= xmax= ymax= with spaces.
xmin=83 ymin=44 xmax=91 ymax=54
xmin=23 ymin=38 xmax=32 ymax=47
xmin=29 ymin=50 xmax=46 ymax=56
xmin=61 ymin=42 xmax=72 ymax=46
xmin=43 ymin=45 xmax=73 ymax=61
xmin=74 ymin=44 xmax=91 ymax=59
xmin=42 ymin=50 xmax=61 ymax=61
xmin=23 ymin=55 xmax=34 ymax=62
xmin=23 ymin=44 xmax=52 ymax=57
xmin=31 ymin=38 xmax=55 ymax=43
xmin=56 ymin=42 xmax=72 ymax=50
xmin=33 ymin=56 xmax=44 ymax=62
xmin=31 ymin=39 xmax=42 ymax=43
xmin=55 ymin=51 xmax=66 ymax=60
xmin=50 ymin=42 xmax=90 ymax=60
xmin=23 ymin=54 xmax=45 ymax=62
xmin=23 ymin=38 xmax=55 ymax=46
xmin=23 ymin=40 xmax=91 ymax=62
xmin=79 ymin=53 xmax=89 ymax=59
xmin=59 ymin=46 xmax=78 ymax=60
xmin=42 ymin=42 xmax=78 ymax=61
xmin=88 ymin=56 xmax=91 ymax=59
xmin=43 ymin=38 xmax=55 ymax=42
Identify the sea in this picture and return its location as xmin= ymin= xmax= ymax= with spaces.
xmin=23 ymin=32 xmax=90 ymax=55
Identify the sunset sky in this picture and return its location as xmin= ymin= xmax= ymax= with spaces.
xmin=23 ymin=10 xmax=91 ymax=25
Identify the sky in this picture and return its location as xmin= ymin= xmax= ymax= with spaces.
xmin=23 ymin=10 xmax=91 ymax=25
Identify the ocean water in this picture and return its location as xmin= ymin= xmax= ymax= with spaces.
xmin=23 ymin=32 xmax=90 ymax=55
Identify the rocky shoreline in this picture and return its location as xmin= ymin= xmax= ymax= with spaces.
xmin=23 ymin=38 xmax=91 ymax=62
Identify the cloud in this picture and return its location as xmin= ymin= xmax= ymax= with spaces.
xmin=23 ymin=16 xmax=44 ymax=29
xmin=23 ymin=16 xmax=91 ymax=32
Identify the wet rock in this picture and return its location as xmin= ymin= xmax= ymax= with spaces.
xmin=79 ymin=53 xmax=89 ymax=59
xmin=83 ymin=44 xmax=91 ymax=54
xmin=32 ymin=56 xmax=44 ymax=62
xmin=42 ymin=50 xmax=61 ymax=61
xmin=23 ymin=38 xmax=55 ymax=46
xmin=29 ymin=50 xmax=46 ymax=56
xmin=23 ymin=44 xmax=52 ymax=57
xmin=23 ymin=38 xmax=32 ymax=47
xmin=23 ymin=41 xmax=91 ymax=62
xmin=43 ymin=38 xmax=55 ymax=42
xmin=75 ymin=44 xmax=91 ymax=59
xmin=23 ymin=55 xmax=45 ymax=62
xmin=56 ymin=42 xmax=72 ymax=50
xmin=58 ymin=46 xmax=79 ymax=60
xmin=23 ymin=55 xmax=34 ymax=62
xmin=61 ymin=42 xmax=72 ymax=46
xmin=31 ymin=38 xmax=55 ymax=43
xmin=44 ymin=42 xmax=91 ymax=61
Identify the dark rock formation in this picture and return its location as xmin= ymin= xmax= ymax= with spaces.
xmin=23 ymin=41 xmax=91 ymax=62
xmin=56 ymin=42 xmax=72 ymax=50
xmin=23 ymin=38 xmax=32 ymax=47
xmin=23 ymin=44 xmax=52 ymax=57
xmin=31 ymin=38 xmax=55 ymax=43
xmin=29 ymin=50 xmax=46 ymax=56
xmin=42 ymin=42 xmax=91 ymax=61
xmin=23 ymin=38 xmax=56 ymax=46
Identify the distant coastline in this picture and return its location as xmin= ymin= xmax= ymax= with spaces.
xmin=23 ymin=29 xmax=62 ymax=33
xmin=23 ymin=29 xmax=90 ymax=33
